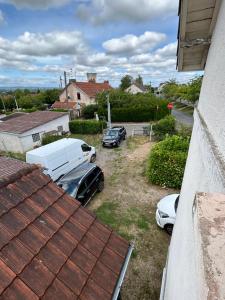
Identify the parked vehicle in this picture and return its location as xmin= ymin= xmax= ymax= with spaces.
xmin=155 ymin=194 xmax=180 ymax=235
xmin=57 ymin=163 xmax=104 ymax=206
xmin=26 ymin=138 xmax=96 ymax=181
xmin=102 ymin=126 xmax=126 ymax=147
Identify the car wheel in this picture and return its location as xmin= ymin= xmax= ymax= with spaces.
xmin=90 ymin=154 xmax=96 ymax=163
xmin=165 ymin=224 xmax=173 ymax=235
xmin=97 ymin=180 xmax=104 ymax=192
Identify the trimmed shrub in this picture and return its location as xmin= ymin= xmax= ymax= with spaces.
xmin=42 ymin=135 xmax=64 ymax=145
xmin=153 ymin=115 xmax=177 ymax=140
xmin=69 ymin=120 xmax=107 ymax=134
xmin=147 ymin=135 xmax=190 ymax=189
xmin=82 ymin=104 xmax=98 ymax=119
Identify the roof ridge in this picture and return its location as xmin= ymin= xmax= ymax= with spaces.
xmin=0 ymin=164 xmax=39 ymax=189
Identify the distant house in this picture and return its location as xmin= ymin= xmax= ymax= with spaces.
xmin=155 ymin=83 xmax=167 ymax=97
xmin=53 ymin=73 xmax=112 ymax=115
xmin=0 ymin=111 xmax=69 ymax=153
xmin=0 ymin=156 xmax=133 ymax=300
xmin=125 ymin=83 xmax=146 ymax=95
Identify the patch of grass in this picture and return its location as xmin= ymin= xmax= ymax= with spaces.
xmin=0 ymin=151 xmax=26 ymax=161
xmin=126 ymin=136 xmax=149 ymax=150
xmin=94 ymin=201 xmax=118 ymax=229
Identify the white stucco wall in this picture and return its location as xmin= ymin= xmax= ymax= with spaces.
xmin=163 ymin=2 xmax=225 ymax=299
xmin=60 ymin=83 xmax=95 ymax=105
xmin=0 ymin=114 xmax=69 ymax=153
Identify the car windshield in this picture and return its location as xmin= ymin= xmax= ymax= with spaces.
xmin=59 ymin=179 xmax=79 ymax=198
xmin=106 ymin=130 xmax=118 ymax=137
xmin=174 ymin=195 xmax=180 ymax=212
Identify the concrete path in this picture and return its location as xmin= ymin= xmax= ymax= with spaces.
xmin=172 ymin=109 xmax=194 ymax=127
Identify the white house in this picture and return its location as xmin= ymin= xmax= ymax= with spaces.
xmin=0 ymin=111 xmax=69 ymax=153
xmin=161 ymin=1 xmax=225 ymax=300
xmin=125 ymin=83 xmax=146 ymax=94
xmin=52 ymin=73 xmax=112 ymax=113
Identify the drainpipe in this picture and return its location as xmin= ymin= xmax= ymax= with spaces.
xmin=112 ymin=243 xmax=134 ymax=300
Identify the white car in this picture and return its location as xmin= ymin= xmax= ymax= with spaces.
xmin=156 ymin=194 xmax=180 ymax=234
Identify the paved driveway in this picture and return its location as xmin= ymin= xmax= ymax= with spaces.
xmin=172 ymin=109 xmax=194 ymax=127
xmin=112 ymin=122 xmax=149 ymax=136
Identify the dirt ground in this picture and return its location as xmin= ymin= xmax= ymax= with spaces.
xmin=87 ymin=136 xmax=178 ymax=300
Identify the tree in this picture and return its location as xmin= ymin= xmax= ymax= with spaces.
xmin=162 ymin=80 xmax=179 ymax=99
xmin=135 ymin=75 xmax=143 ymax=87
xmin=119 ymin=75 xmax=133 ymax=90
xmin=185 ymin=76 xmax=203 ymax=103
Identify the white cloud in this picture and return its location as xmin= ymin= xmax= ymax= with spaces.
xmin=77 ymin=0 xmax=178 ymax=24
xmin=156 ymin=42 xmax=177 ymax=57
xmin=103 ymin=31 xmax=166 ymax=55
xmin=0 ymin=0 xmax=71 ymax=9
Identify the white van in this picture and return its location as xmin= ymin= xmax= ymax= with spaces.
xmin=26 ymin=138 xmax=96 ymax=181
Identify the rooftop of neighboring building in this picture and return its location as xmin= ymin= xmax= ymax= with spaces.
xmin=0 ymin=111 xmax=68 ymax=134
xmin=0 ymin=156 xmax=131 ymax=300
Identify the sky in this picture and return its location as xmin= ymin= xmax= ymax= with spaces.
xmin=0 ymin=0 xmax=201 ymax=88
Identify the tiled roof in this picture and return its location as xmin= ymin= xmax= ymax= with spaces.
xmin=52 ymin=101 xmax=76 ymax=110
xmin=0 ymin=111 xmax=68 ymax=134
xmin=0 ymin=157 xmax=130 ymax=300
xmin=74 ymin=81 xmax=112 ymax=98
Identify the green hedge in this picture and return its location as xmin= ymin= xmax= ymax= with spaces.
xmin=42 ymin=135 xmax=64 ymax=145
xmin=153 ymin=115 xmax=177 ymax=140
xmin=82 ymin=104 xmax=98 ymax=119
xmin=147 ymin=135 xmax=190 ymax=189
xmin=69 ymin=120 xmax=107 ymax=134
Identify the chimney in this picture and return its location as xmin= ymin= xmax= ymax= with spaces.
xmin=87 ymin=73 xmax=97 ymax=83
xmin=104 ymin=80 xmax=109 ymax=84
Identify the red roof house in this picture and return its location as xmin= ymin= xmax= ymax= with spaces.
xmin=0 ymin=156 xmax=133 ymax=300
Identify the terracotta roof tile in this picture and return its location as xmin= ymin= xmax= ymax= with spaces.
xmin=0 ymin=157 xmax=131 ymax=299
xmin=74 ymin=81 xmax=112 ymax=98
xmin=1 ymin=278 xmax=39 ymax=300
xmin=20 ymin=258 xmax=55 ymax=297
xmin=58 ymin=260 xmax=88 ymax=296
xmin=0 ymin=238 xmax=33 ymax=274
xmin=42 ymin=278 xmax=77 ymax=300
xmin=0 ymin=259 xmax=16 ymax=294
xmin=79 ymin=279 xmax=111 ymax=300
xmin=0 ymin=111 xmax=68 ymax=134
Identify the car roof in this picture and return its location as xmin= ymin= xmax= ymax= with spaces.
xmin=58 ymin=162 xmax=96 ymax=183
xmin=112 ymin=126 xmax=124 ymax=129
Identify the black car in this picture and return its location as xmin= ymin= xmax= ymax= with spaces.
xmin=102 ymin=126 xmax=126 ymax=147
xmin=57 ymin=163 xmax=104 ymax=206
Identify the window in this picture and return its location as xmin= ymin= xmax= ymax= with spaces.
xmin=81 ymin=144 xmax=91 ymax=152
xmin=32 ymin=133 xmax=40 ymax=142
xmin=58 ymin=125 xmax=63 ymax=132
xmin=77 ymin=181 xmax=86 ymax=197
xmin=77 ymin=92 xmax=81 ymax=100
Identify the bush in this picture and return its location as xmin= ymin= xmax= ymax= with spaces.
xmin=69 ymin=120 xmax=107 ymax=134
xmin=82 ymin=104 xmax=98 ymax=119
xmin=42 ymin=135 xmax=64 ymax=145
xmin=153 ymin=115 xmax=177 ymax=140
xmin=147 ymin=135 xmax=190 ymax=189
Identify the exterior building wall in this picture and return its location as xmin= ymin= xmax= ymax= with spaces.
xmin=59 ymin=84 xmax=94 ymax=105
xmin=0 ymin=114 xmax=69 ymax=153
xmin=163 ymin=2 xmax=225 ymax=300
xmin=125 ymin=84 xmax=144 ymax=94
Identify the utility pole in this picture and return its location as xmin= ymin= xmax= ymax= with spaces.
xmin=59 ymin=76 xmax=63 ymax=89
xmin=64 ymin=71 xmax=68 ymax=101
xmin=107 ymin=94 xmax=111 ymax=129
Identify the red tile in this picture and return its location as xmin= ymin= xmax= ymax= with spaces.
xmin=1 ymin=278 xmax=39 ymax=300
xmin=0 ymin=259 xmax=16 ymax=294
xmin=62 ymin=220 xmax=86 ymax=242
xmin=42 ymin=278 xmax=77 ymax=300
xmin=70 ymin=245 xmax=97 ymax=275
xmin=0 ymin=238 xmax=33 ymax=274
xmin=56 ymin=196 xmax=79 ymax=216
xmin=33 ymin=212 xmax=60 ymax=239
xmin=58 ymin=260 xmax=88 ymax=296
xmin=20 ymin=258 xmax=54 ymax=297
xmin=48 ymin=227 xmax=78 ymax=257
xmin=107 ymin=233 xmax=129 ymax=258
xmin=45 ymin=202 xmax=70 ymax=226
xmin=15 ymin=178 xmax=36 ymax=198
xmin=0 ymin=185 xmax=24 ymax=209
xmin=0 ymin=224 xmax=13 ymax=250
xmin=47 ymin=182 xmax=65 ymax=198
xmin=100 ymin=247 xmax=124 ymax=275
xmin=80 ymin=233 xmax=105 ymax=258
xmin=30 ymin=190 xmax=53 ymax=211
xmin=37 ymin=243 xmax=67 ymax=275
xmin=90 ymin=261 xmax=118 ymax=294
xmin=27 ymin=170 xmax=51 ymax=189
xmin=0 ymin=202 xmax=8 ymax=217
xmin=79 ymin=279 xmax=111 ymax=300
xmin=16 ymin=199 xmax=42 ymax=222
xmin=0 ymin=209 xmax=29 ymax=236
xmin=18 ymin=225 xmax=49 ymax=255
xmin=71 ymin=207 xmax=95 ymax=229
xmin=88 ymin=220 xmax=111 ymax=243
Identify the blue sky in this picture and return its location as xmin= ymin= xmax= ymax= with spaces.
xmin=0 ymin=0 xmax=200 ymax=87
